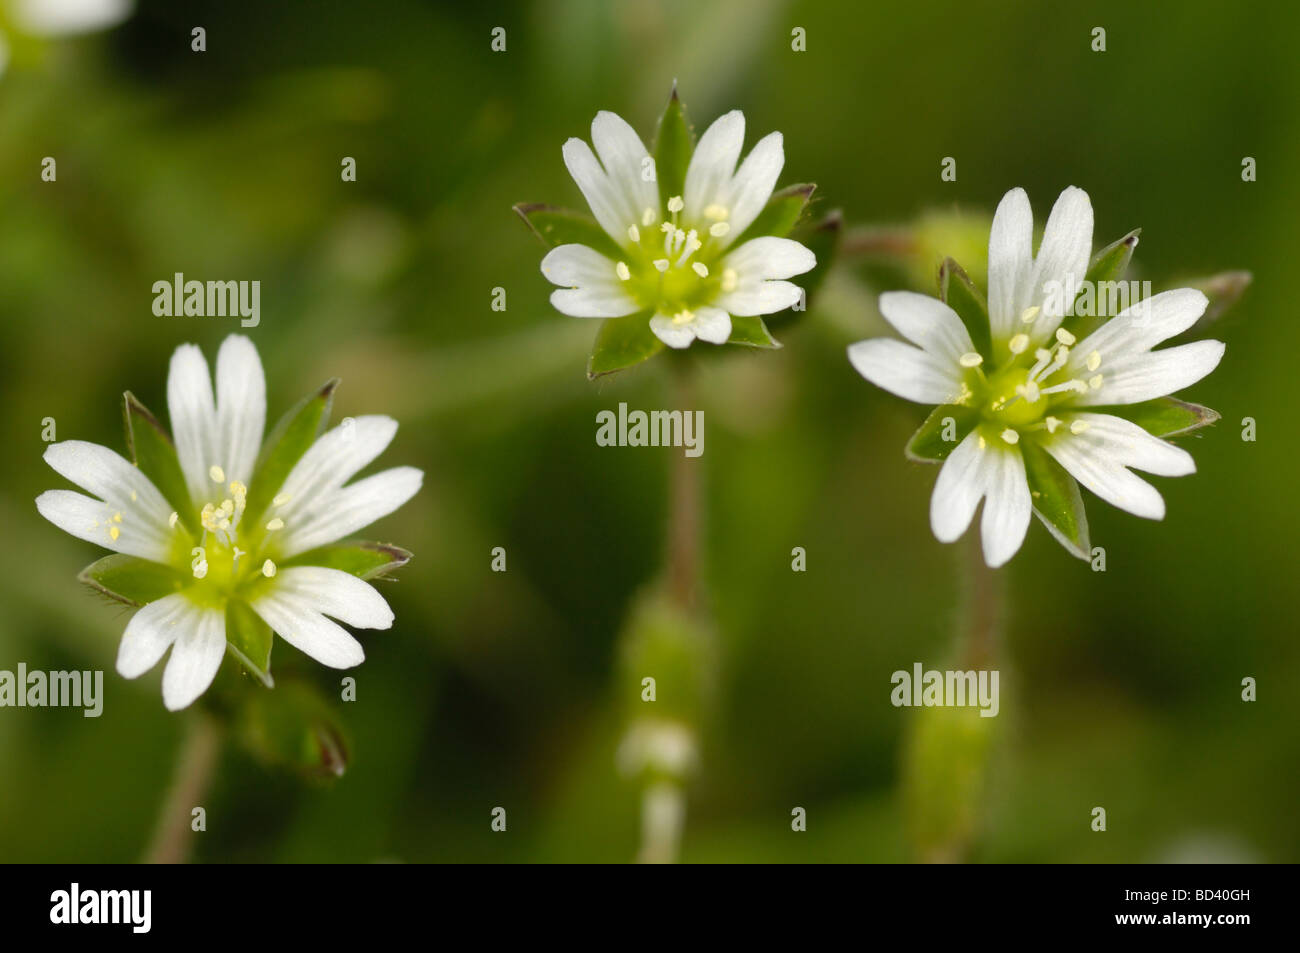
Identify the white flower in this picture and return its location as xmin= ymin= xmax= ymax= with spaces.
xmin=848 ymin=186 xmax=1225 ymax=567
xmin=0 ymin=0 xmax=133 ymax=77
xmin=540 ymin=109 xmax=816 ymax=348
xmin=36 ymin=335 xmax=422 ymax=710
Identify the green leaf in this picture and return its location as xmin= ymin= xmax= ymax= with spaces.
xmin=244 ymin=378 xmax=338 ymax=527
xmin=284 ymin=541 xmax=412 ymax=579
xmin=513 ymin=203 xmax=623 ymax=260
xmin=726 ymin=315 xmax=781 ymax=349
xmin=905 ymin=404 xmax=978 ymax=463
xmin=226 ymin=598 xmax=274 ymax=687
xmin=733 ymin=183 xmax=815 ymax=246
xmin=78 ymin=554 xmax=188 ymax=607
xmin=587 ymin=312 xmax=662 ymax=379
xmin=1090 ymin=398 xmax=1220 ymax=438
xmin=938 ymin=258 xmax=992 ymax=362
xmin=653 ymin=83 xmax=694 ymax=209
xmin=1022 ymin=441 xmax=1090 ymax=560
xmin=236 ymin=680 xmax=349 ymax=781
xmin=123 ymin=392 xmax=195 ymax=535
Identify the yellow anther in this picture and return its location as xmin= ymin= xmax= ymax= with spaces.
xmin=1008 ymin=334 xmax=1030 ymax=355
xmin=709 ymin=222 xmax=730 ymax=237
xmin=616 ymin=262 xmax=631 ymax=281
xmin=958 ymin=352 xmax=984 ymax=367
xmin=109 ymin=526 xmax=121 ymax=541
xmin=1070 ymin=420 xmax=1090 ymax=435
xmin=703 ymin=204 xmax=729 ymax=221
xmin=272 ymin=493 xmax=292 ymax=507
xmin=1045 ymin=416 xmax=1062 ymax=434
xmin=627 ymin=225 xmax=640 ymax=243
xmin=261 ymin=559 xmax=277 ymax=578
xmin=1089 ymin=374 xmax=1104 ymax=390
xmin=1020 ymin=305 xmax=1041 ymax=324
xmin=653 ymin=259 xmax=669 ymax=272
xmin=641 ymin=207 xmax=656 ymax=227
xmin=169 ymin=511 xmax=179 ymax=528
xmin=978 ymin=435 xmax=987 ymax=450
xmin=1086 ymin=350 xmax=1102 ymax=371
xmin=1055 ymin=328 xmax=1077 ymax=345
xmin=692 ymin=262 xmax=709 ymax=278
xmin=667 ymin=196 xmax=684 ymax=213
xmin=1001 ymin=428 xmax=1020 ymax=445
xmin=208 ymin=465 xmax=225 ymax=483
xmin=229 ymin=481 xmax=247 ymax=498
xmin=266 ymin=518 xmax=284 ymax=531
xmin=112 ymin=512 xmax=122 ymax=523
xmin=721 ymin=269 xmax=738 ymax=293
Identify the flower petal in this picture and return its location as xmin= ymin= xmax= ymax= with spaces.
xmin=980 ymin=443 xmax=1031 ymax=568
xmin=274 ymin=415 xmax=399 ymax=522
xmin=116 ymin=592 xmax=190 ymax=679
xmin=987 ymin=187 xmax=1033 ymax=339
xmin=930 ymin=430 xmax=987 ymax=542
xmin=723 ymin=236 xmax=815 ymax=280
xmin=167 ymin=342 xmax=219 ymax=502
xmin=692 ymin=306 xmax=732 ymax=345
xmin=683 ymin=110 xmax=745 ymax=215
xmin=160 ymin=601 xmax=227 ymax=711
xmin=847 ymin=338 xmax=964 ymax=404
xmin=250 ymin=591 xmax=366 ymax=669
xmin=562 ymin=137 xmax=632 ymax=243
xmin=277 ymin=466 xmax=423 ymax=558
xmin=1075 ymin=340 xmax=1225 ymax=406
xmin=1043 ymin=416 xmax=1178 ymax=520
xmin=267 ymin=566 xmax=394 ymax=629
xmin=36 ymin=489 xmax=172 ymax=561
xmin=1061 ymin=413 xmax=1195 ymax=476
xmin=1071 ymin=288 xmax=1209 ymax=364
xmin=215 ymin=335 xmax=266 ymax=486
xmin=541 ymin=244 xmax=640 ymax=318
xmin=591 ymin=110 xmax=657 ymax=229
xmin=722 ymin=131 xmax=784 ymax=243
xmin=1027 ymin=186 xmax=1092 ymax=337
xmin=877 ymin=291 xmax=975 ymax=364
xmin=649 ymin=314 xmax=697 ymax=349
xmin=718 ymin=279 xmax=804 ymax=316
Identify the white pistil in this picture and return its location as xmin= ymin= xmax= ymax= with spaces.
xmin=1008 ymin=334 xmax=1030 ymax=355
xmin=958 ymin=352 xmax=984 ymax=367
xmin=616 ymin=261 xmax=631 ymax=281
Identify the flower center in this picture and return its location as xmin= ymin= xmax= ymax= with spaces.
xmin=179 ymin=463 xmax=291 ymax=593
xmin=616 ymin=195 xmax=735 ymax=314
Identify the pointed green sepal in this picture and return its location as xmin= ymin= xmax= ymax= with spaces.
xmin=1188 ymin=270 xmax=1252 ymax=328
xmin=284 ymin=541 xmax=412 ymax=580
xmin=226 ymin=598 xmax=274 ymax=687
xmin=78 ymin=554 xmax=188 ymax=607
xmin=1085 ymin=228 xmax=1141 ymax=286
xmin=513 ymin=203 xmax=623 ymax=260
xmin=905 ymin=404 xmax=978 ymax=463
xmin=244 ymin=378 xmax=338 ymax=527
xmin=653 ymin=83 xmax=694 ymax=209
xmin=1089 ymin=398 xmax=1220 ymax=438
xmin=938 ymin=258 xmax=992 ymax=362
xmin=733 ymin=183 xmax=816 ymax=246
xmin=123 ymin=391 xmax=196 ymax=535
xmin=236 ymin=681 xmax=349 ymax=781
xmin=726 ymin=315 xmax=781 ymax=349
xmin=1022 ymin=440 xmax=1090 ymax=560
xmin=1062 ymin=230 xmax=1142 ymax=340
xmin=587 ymin=312 xmax=663 ymax=379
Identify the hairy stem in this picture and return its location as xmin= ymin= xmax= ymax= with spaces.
xmin=144 ymin=712 xmax=221 ymax=864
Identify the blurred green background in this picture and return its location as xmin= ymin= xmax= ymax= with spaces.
xmin=0 ymin=0 xmax=1295 ymax=863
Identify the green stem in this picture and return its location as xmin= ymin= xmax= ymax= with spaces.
xmin=144 ymin=712 xmax=221 ymax=864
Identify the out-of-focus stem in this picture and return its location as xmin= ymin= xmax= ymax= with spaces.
xmin=636 ymin=781 xmax=687 ymax=864
xmin=666 ymin=361 xmax=701 ymax=613
xmin=144 ymin=712 xmax=221 ymax=864
xmin=961 ymin=530 xmax=1003 ymax=669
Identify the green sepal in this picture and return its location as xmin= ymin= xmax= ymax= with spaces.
xmin=1187 ymin=270 xmax=1252 ymax=328
xmin=1089 ymin=398 xmax=1220 ymax=438
xmin=653 ymin=83 xmax=694 ymax=209
xmin=235 ymin=681 xmax=349 ymax=781
xmin=244 ymin=378 xmax=338 ymax=527
xmin=726 ymin=315 xmax=781 ymax=349
xmin=225 ymin=598 xmax=274 ymax=687
xmin=78 ymin=554 xmax=188 ymax=607
xmin=513 ymin=203 xmax=623 ymax=260
xmin=587 ymin=311 xmax=662 ymax=379
xmin=123 ymin=391 xmax=196 ymax=536
xmin=1021 ymin=440 xmax=1090 ymax=561
xmin=938 ymin=258 xmax=992 ymax=362
xmin=733 ymin=183 xmax=816 ymax=246
xmin=905 ymin=404 xmax=978 ymax=463
xmin=1085 ymin=228 xmax=1140 ymax=285
xmin=284 ymin=541 xmax=412 ymax=580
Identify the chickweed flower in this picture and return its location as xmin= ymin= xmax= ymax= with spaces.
xmin=849 ymin=186 xmax=1226 ymax=567
xmin=36 ymin=335 xmax=422 ymax=710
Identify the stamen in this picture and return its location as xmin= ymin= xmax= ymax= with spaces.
xmin=692 ymin=262 xmax=709 ymax=278
xmin=627 ymin=225 xmax=640 ymax=243
xmin=703 ymin=204 xmax=729 ymax=221
xmin=653 ymin=259 xmax=670 ymax=273
xmin=1055 ymin=328 xmax=1076 ymax=346
xmin=261 ymin=559 xmax=277 ymax=578
xmin=109 ymin=526 xmax=121 ymax=541
xmin=208 ymin=464 xmax=225 ymax=483
xmin=272 ymin=493 xmax=292 ymax=507
xmin=1086 ymin=350 xmax=1102 ymax=371
xmin=1001 ymin=428 xmax=1020 ymax=445
xmin=1015 ymin=380 xmax=1041 ymax=403
xmin=1088 ymin=374 xmax=1104 ymax=390
xmin=709 ymin=222 xmax=730 ymax=238
xmin=1045 ymin=416 xmax=1062 ymax=434
xmin=958 ymin=352 xmax=984 ymax=367
xmin=1069 ymin=420 xmax=1090 ymax=435
xmin=169 ymin=511 xmax=179 ymax=528
xmin=667 ymin=196 xmax=684 ymax=214
xmin=1028 ymin=348 xmax=1054 ymax=379
xmin=1008 ymin=334 xmax=1030 ymax=355
xmin=616 ymin=262 xmax=631 ymax=281
xmin=266 ymin=518 xmax=284 ymax=531
xmin=675 ymin=229 xmax=701 ymax=266
xmin=1020 ymin=305 xmax=1041 ymax=325
xmin=641 ymin=207 xmax=656 ymax=227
